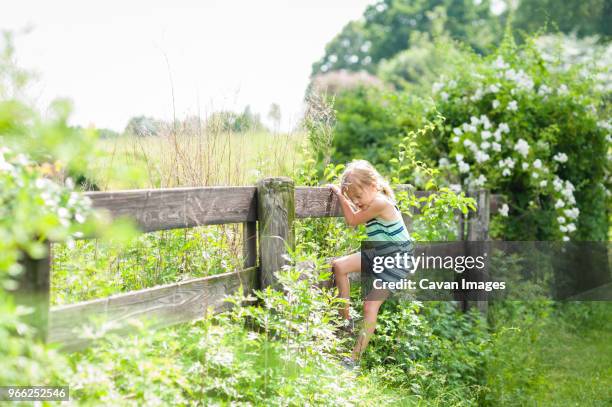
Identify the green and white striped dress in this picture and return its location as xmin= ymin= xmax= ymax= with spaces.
xmin=363 ymin=204 xmax=415 ymax=291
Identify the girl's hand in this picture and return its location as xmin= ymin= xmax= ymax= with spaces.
xmin=327 ymin=184 xmax=341 ymax=196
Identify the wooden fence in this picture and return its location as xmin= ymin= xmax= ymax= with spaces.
xmin=16 ymin=178 xmax=501 ymax=351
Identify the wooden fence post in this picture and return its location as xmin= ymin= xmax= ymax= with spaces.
xmin=13 ymin=242 xmax=51 ymax=341
xmin=466 ymin=189 xmax=490 ymax=315
xmin=256 ymin=177 xmax=295 ymax=290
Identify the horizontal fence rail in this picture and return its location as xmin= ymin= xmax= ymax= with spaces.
xmin=14 ymin=179 xmax=501 ymax=351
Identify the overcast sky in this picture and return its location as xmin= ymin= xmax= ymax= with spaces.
xmin=1 ymin=0 xmax=376 ymax=132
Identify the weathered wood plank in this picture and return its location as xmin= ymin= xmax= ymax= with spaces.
xmin=83 ymin=186 xmax=500 ymax=233
xmin=85 ymin=186 xmax=257 ymax=233
xmin=295 ymin=186 xmax=503 ymax=218
xmin=48 ymin=267 xmax=258 ymax=352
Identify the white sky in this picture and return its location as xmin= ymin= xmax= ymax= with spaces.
xmin=2 ymin=0 xmax=376 ymax=132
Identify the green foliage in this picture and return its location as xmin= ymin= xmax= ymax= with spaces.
xmin=52 ymin=226 xmax=241 ymax=305
xmin=513 ymin=0 xmax=611 ymax=40
xmin=330 ymin=86 xmax=426 ymax=171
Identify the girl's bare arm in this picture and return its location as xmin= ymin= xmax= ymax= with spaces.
xmin=328 ymin=185 xmax=384 ymax=227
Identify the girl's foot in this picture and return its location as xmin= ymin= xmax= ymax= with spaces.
xmin=341 ymin=356 xmax=358 ymax=371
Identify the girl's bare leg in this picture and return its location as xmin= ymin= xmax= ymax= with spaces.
xmin=331 ymin=252 xmax=361 ymax=320
xmin=352 ymin=288 xmax=390 ymax=360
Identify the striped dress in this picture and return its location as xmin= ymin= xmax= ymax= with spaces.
xmin=363 ymin=204 xmax=415 ymax=292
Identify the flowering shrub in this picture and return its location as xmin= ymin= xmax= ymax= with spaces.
xmin=430 ymin=36 xmax=610 ymax=241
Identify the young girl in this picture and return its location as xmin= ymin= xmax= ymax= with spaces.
xmin=327 ymin=159 xmax=415 ymax=369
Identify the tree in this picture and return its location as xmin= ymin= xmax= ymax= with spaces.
xmin=124 ymin=115 xmax=160 ymax=137
xmin=311 ymin=0 xmax=502 ymax=77
xmin=267 ymin=103 xmax=281 ymax=132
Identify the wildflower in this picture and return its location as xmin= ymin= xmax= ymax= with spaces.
xmin=481 ymin=130 xmax=492 ymax=139
xmin=562 ymin=236 xmax=570 ymax=241
xmin=539 ymin=180 xmax=547 ymax=187
xmin=507 ymin=100 xmax=518 ymax=111
xmin=458 ymin=161 xmax=470 ymax=173
xmin=522 ymin=162 xmax=529 ymax=170
xmin=475 ymin=150 xmax=490 ymax=163
xmin=492 ymin=100 xmax=500 ymax=109
xmin=533 ymin=159 xmax=542 ymax=169
xmin=455 ymin=154 xmax=464 ymax=162
xmin=554 ymin=199 xmax=565 ymax=209
xmin=492 ymin=142 xmax=502 ymax=152
xmin=481 ymin=141 xmax=491 ymax=150
xmin=553 ymin=152 xmax=568 ymax=163
xmin=499 ymin=203 xmax=509 ymax=216
xmin=514 ymin=139 xmax=529 ymax=157
xmin=567 ymin=223 xmax=576 ymax=232
xmin=453 ymin=127 xmax=463 ymax=136
xmin=557 ymin=216 xmax=566 ymax=224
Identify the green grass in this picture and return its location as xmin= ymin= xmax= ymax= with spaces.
xmin=483 ymin=301 xmax=612 ymax=406
xmin=90 ymin=130 xmax=307 ymax=190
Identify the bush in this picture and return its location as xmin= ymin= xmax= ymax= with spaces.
xmin=428 ymin=34 xmax=610 ymax=241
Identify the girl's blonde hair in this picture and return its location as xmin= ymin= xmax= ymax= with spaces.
xmin=339 ymin=159 xmax=395 ymax=202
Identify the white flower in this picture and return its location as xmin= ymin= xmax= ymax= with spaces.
xmin=475 ymin=150 xmax=490 ymax=163
xmin=563 ymin=208 xmax=579 ymax=219
xmin=522 ymin=162 xmax=529 ymax=170
xmin=514 ymin=138 xmax=530 ymax=158
xmin=533 ymin=159 xmax=542 ymax=169
xmin=539 ymin=180 xmax=547 ymax=187
xmin=554 ymin=199 xmax=565 ymax=209
xmin=474 ymin=174 xmax=487 ymax=187
xmin=480 ymin=115 xmax=492 ymax=129
xmin=470 ymin=88 xmax=484 ymax=101
xmin=439 ymin=157 xmax=450 ymax=168
xmin=75 ymin=213 xmax=86 ymax=223
xmin=481 ymin=141 xmax=491 ymax=150
xmin=538 ymin=84 xmax=551 ymax=96
xmin=481 ymin=130 xmax=492 ymax=140
xmin=498 ymin=123 xmax=510 ymax=133
xmin=532 ymin=172 xmax=539 ymax=179
xmin=499 ymin=203 xmax=509 ymax=216
xmin=452 ymin=136 xmax=460 ymax=143
xmin=455 ymin=154 xmax=464 ymax=162
xmin=470 ymin=116 xmax=481 ymax=125
xmin=559 ymin=225 xmax=568 ymax=232
xmin=502 ymin=168 xmax=511 ymax=176
xmin=449 ymin=183 xmax=461 ymax=193
xmin=463 ymin=139 xmax=475 ymax=148
xmin=432 ymin=82 xmax=444 ymax=93
xmin=492 ymin=100 xmax=500 ymax=109
xmin=567 ymin=223 xmax=576 ymax=232
xmin=441 ymin=91 xmax=449 ymax=101
xmin=448 ymin=80 xmax=457 ymax=88
xmin=492 ymin=142 xmax=502 ymax=152
xmin=488 ymin=84 xmax=500 ymax=93
xmin=558 ymin=84 xmax=568 ymax=95
xmin=557 ymin=216 xmax=566 ymax=224
xmin=493 ymin=56 xmax=509 ymax=70
xmin=458 ymin=161 xmax=470 ymax=173
xmin=562 ymin=236 xmax=570 ymax=241
xmin=58 ymin=207 xmax=70 ymax=218
xmin=507 ymin=100 xmax=518 ymax=111
xmin=553 ymin=152 xmax=568 ymax=163
xmin=453 ymin=127 xmax=463 ymax=136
